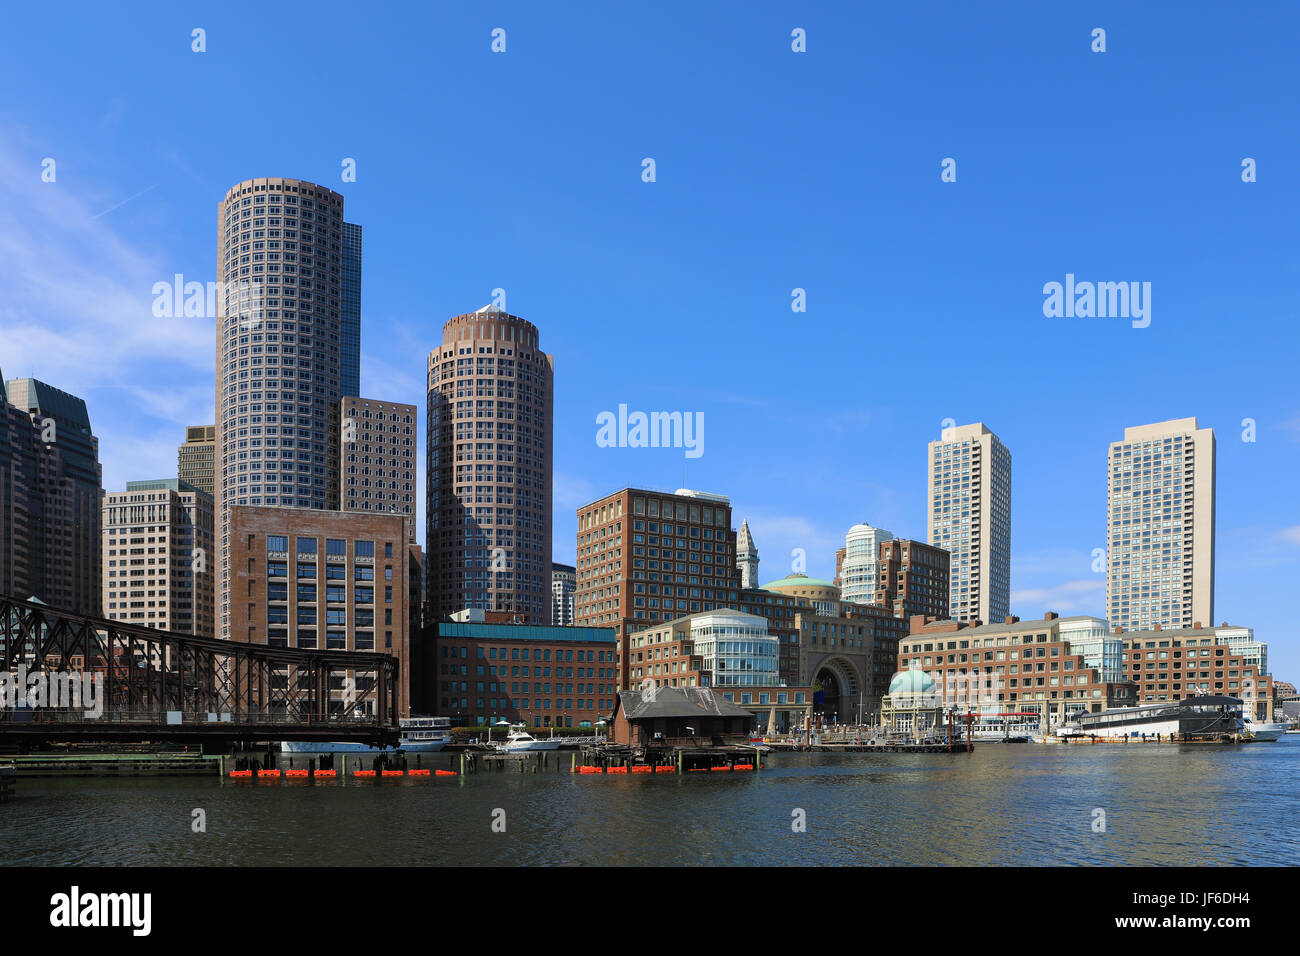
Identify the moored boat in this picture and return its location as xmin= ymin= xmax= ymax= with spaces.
xmin=281 ymin=716 xmax=452 ymax=754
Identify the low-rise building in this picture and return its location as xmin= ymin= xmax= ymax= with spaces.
xmin=432 ymin=616 xmax=617 ymax=728
xmin=1121 ymin=623 xmax=1273 ymax=720
xmin=609 ymin=686 xmax=753 ymax=748
xmin=899 ymin=613 xmax=1138 ymax=731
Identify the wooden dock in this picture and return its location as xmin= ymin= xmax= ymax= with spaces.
xmin=8 ymin=753 xmax=220 ymax=777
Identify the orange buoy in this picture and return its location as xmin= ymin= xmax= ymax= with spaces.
xmin=408 ymin=769 xmax=431 ymax=776
xmin=434 ymin=769 xmax=457 ymax=776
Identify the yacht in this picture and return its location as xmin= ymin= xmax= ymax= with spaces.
xmin=281 ymin=716 xmax=452 ymax=754
xmin=1056 ymin=696 xmax=1244 ymax=740
xmin=1243 ymin=716 xmax=1287 ymax=742
xmin=495 ymin=727 xmax=562 ymax=752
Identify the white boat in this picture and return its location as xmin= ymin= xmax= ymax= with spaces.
xmin=281 ymin=716 xmax=452 ymax=754
xmin=494 ymin=728 xmax=562 ymax=752
xmin=1056 ymin=695 xmax=1244 ymax=740
xmin=1243 ymin=716 xmax=1287 ymax=742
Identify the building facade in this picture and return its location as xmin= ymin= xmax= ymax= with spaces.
xmin=550 ymin=562 xmax=575 ymax=626
xmin=338 ymin=396 xmax=417 ymax=532
xmin=1106 ymin=418 xmax=1215 ymax=631
xmin=575 ymin=487 xmax=740 ymax=686
xmin=433 ymin=618 xmax=617 ymax=727
xmin=0 ymin=375 xmax=102 ymax=615
xmin=875 ymin=538 xmax=950 ymax=621
xmin=177 ymin=425 xmax=216 ymax=497
xmin=927 ymin=422 xmax=1011 ymax=625
xmin=216 ymin=177 xmax=362 ymax=641
xmin=102 ymin=479 xmax=215 ymax=637
xmin=1121 ymin=624 xmax=1272 ymax=720
xmin=228 ymin=506 xmax=413 ymax=716
xmin=426 ymin=309 xmax=553 ymax=625
xmin=899 ymin=613 xmax=1137 ymax=730
xmin=839 ymin=523 xmax=893 ymax=605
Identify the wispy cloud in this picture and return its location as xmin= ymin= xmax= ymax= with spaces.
xmin=0 ymin=136 xmax=213 ymax=491
xmin=1010 ymin=579 xmax=1105 ymax=615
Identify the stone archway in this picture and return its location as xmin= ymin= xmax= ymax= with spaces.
xmin=810 ymin=656 xmax=863 ymax=723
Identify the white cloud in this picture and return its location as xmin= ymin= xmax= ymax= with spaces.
xmin=1010 ymin=578 xmax=1105 ymax=615
xmin=1279 ymin=526 xmax=1300 ymax=545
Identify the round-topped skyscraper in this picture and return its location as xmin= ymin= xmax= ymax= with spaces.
xmin=426 ymin=309 xmax=553 ymax=624
xmin=215 ymin=177 xmax=359 ymax=639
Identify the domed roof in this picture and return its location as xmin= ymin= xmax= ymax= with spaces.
xmin=888 ymin=669 xmax=936 ymax=697
xmin=762 ymin=574 xmax=837 ymax=591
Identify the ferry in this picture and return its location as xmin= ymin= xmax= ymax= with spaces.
xmin=1055 ymin=695 xmax=1243 ymax=740
xmin=281 ymin=716 xmax=452 ymax=754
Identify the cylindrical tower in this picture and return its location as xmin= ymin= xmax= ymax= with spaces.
xmin=215 ymin=177 xmax=347 ymax=639
xmin=426 ymin=309 xmax=553 ymax=624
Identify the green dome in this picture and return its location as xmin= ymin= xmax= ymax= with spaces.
xmin=888 ymin=669 xmax=936 ymax=696
xmin=761 ymin=575 xmax=837 ymax=592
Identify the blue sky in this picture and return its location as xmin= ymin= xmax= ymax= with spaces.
xmin=2 ymin=2 xmax=1298 ymax=677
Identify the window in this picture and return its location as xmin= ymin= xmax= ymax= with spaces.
xmin=267 ymin=535 xmax=288 ymax=553
xmin=355 ymin=540 xmax=375 ymax=558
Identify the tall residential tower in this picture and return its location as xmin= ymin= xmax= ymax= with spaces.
xmin=1106 ymin=418 xmax=1215 ymax=631
xmin=927 ymin=422 xmax=1011 ymax=625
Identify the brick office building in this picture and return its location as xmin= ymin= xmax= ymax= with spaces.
xmin=875 ymin=539 xmax=949 ymax=621
xmin=229 ymin=506 xmax=417 ymax=717
xmin=432 ymin=614 xmax=617 ymax=728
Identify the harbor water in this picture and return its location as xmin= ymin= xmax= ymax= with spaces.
xmin=2 ymin=738 xmax=1297 ymax=866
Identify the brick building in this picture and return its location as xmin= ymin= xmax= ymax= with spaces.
xmin=228 ymin=506 xmax=417 ymax=716
xmin=432 ymin=615 xmax=617 ymax=728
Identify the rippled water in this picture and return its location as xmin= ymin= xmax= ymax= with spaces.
xmin=3 ymin=738 xmax=1298 ymax=866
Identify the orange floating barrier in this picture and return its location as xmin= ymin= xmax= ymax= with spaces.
xmin=434 ymin=769 xmax=457 ymax=776
xmin=733 ymin=764 xmax=754 ymax=771
xmin=257 ymin=769 xmax=281 ymax=778
xmin=314 ymin=769 xmax=337 ymax=777
xmin=607 ymin=766 xmax=628 ymax=774
xmin=630 ymin=766 xmax=653 ymax=773
xmin=228 ymin=770 xmax=252 ymax=777
xmin=710 ymin=766 xmax=732 ymax=772
xmin=381 ymin=770 xmax=403 ymax=777
xmin=408 ymin=769 xmax=431 ymax=776
xmin=285 ymin=769 xmax=309 ymax=777
xmin=577 ymin=766 xmax=602 ymax=774
xmin=654 ymin=765 xmax=675 ymax=773
xmin=354 ymin=770 xmax=376 ymax=777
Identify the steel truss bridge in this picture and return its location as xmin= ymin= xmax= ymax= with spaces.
xmin=0 ymin=595 xmax=399 ymax=747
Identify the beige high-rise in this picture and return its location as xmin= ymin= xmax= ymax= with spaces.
xmin=1106 ymin=418 xmax=1214 ymax=631
xmin=927 ymin=422 xmax=1011 ymax=625
xmin=178 ymin=425 xmax=216 ymax=496
xmin=426 ymin=309 xmax=553 ymax=624
xmin=102 ymin=479 xmax=215 ymax=637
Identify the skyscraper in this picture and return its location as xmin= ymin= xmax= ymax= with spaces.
xmin=927 ymin=422 xmax=1011 ymax=624
xmin=341 ymin=222 xmax=362 ymax=398
xmin=337 ymin=396 xmax=417 ymax=534
xmin=838 ymin=522 xmax=893 ymax=605
xmin=0 ymin=373 xmax=102 ymax=615
xmin=215 ymin=177 xmax=360 ymax=640
xmin=178 ymin=425 xmax=216 ymax=496
xmin=1106 ymin=418 xmax=1215 ymax=631
xmin=426 ymin=309 xmax=553 ymax=624
xmin=551 ymin=562 xmax=576 ymax=626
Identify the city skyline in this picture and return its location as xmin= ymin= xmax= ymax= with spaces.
xmin=1 ymin=3 xmax=1297 ymax=679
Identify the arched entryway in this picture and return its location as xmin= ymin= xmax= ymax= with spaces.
xmin=811 ymin=657 xmax=863 ymax=724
